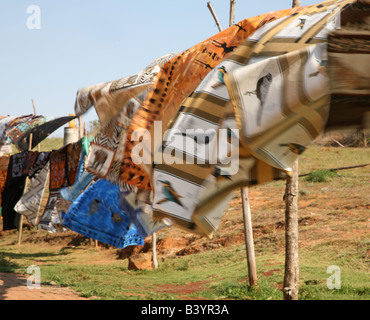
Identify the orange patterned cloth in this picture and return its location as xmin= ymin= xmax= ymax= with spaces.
xmin=49 ymin=147 xmax=67 ymax=190
xmin=119 ymin=7 xmax=303 ymax=190
xmin=66 ymin=141 xmax=82 ymax=186
xmin=50 ymin=141 xmax=83 ymax=190
xmin=0 ymin=156 xmax=9 ymax=208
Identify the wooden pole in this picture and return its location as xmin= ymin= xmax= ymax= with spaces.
xmin=227 ymin=0 xmax=258 ymax=286
xmin=152 ymin=232 xmax=158 ymax=269
xmin=78 ymin=115 xmax=84 ymax=140
xmin=283 ymin=0 xmax=301 ymax=301
xmin=207 ymin=2 xmax=223 ymax=32
xmin=31 ymin=99 xmax=37 ymax=116
xmin=283 ymin=159 xmax=299 ymax=300
xmin=17 ymin=208 xmax=23 ymax=245
xmin=229 ymin=0 xmax=236 ymax=27
xmin=241 ymin=187 xmax=257 ymax=286
xmin=31 ymin=99 xmax=41 ymax=152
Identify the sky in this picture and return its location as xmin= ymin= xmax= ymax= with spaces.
xmin=0 ymin=0 xmax=321 ymax=136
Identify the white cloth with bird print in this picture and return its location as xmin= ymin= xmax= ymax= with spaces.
xmin=151 ymin=0 xmax=351 ymax=236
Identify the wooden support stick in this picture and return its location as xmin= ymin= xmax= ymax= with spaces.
xmin=229 ymin=0 xmax=257 ymax=286
xmin=17 ymin=212 xmax=23 ymax=245
xmin=283 ymin=159 xmax=299 ymax=300
xmin=31 ymin=99 xmax=37 ymax=116
xmin=207 ymin=2 xmax=223 ymax=32
xmin=78 ymin=116 xmax=83 ymax=139
xmin=31 ymin=99 xmax=41 ymax=152
xmin=229 ymin=0 xmax=236 ymax=27
xmin=152 ymin=232 xmax=158 ymax=269
xmin=241 ymin=187 xmax=257 ymax=286
xmin=283 ymin=0 xmax=301 ymax=300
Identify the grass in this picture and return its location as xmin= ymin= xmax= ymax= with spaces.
xmin=36 ymin=137 xmax=64 ymax=151
xmin=303 ymin=170 xmax=338 ymax=183
xmin=11 ymin=137 xmax=63 ymax=153
xmin=0 ymin=236 xmax=368 ymax=300
xmin=0 ymin=144 xmax=369 ymax=300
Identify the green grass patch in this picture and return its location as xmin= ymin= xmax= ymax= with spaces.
xmin=0 ymin=237 xmax=368 ymax=300
xmin=11 ymin=137 xmax=63 ymax=153
xmin=0 ymin=252 xmax=19 ymax=272
xmin=303 ymin=170 xmax=338 ymax=183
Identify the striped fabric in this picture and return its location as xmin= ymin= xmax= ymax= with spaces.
xmin=151 ymin=0 xmax=359 ymax=235
xmin=119 ymin=7 xmax=303 ymax=191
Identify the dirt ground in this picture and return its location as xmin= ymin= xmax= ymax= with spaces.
xmin=0 ymin=272 xmax=89 ymax=300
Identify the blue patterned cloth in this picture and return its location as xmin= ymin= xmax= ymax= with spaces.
xmin=119 ymin=191 xmax=169 ymax=238
xmin=62 ymin=179 xmax=145 ymax=249
xmin=60 ymin=169 xmax=94 ymax=202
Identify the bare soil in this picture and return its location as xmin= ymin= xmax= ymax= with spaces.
xmin=0 ymin=272 xmax=88 ymax=300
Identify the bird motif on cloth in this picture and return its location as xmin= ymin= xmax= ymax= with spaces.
xmin=279 ymin=143 xmax=306 ymax=155
xmin=111 ymin=211 xmax=126 ymax=223
xmin=88 ymin=199 xmax=100 ymax=215
xmin=309 ymin=58 xmax=328 ymax=78
xmin=212 ymin=66 xmax=227 ymax=89
xmin=194 ymin=59 xmax=213 ymax=71
xmin=297 ymin=18 xmax=306 ymax=30
xmin=156 ymin=180 xmax=185 ymax=208
xmin=235 ymin=23 xmax=247 ymax=33
xmin=174 ymin=131 xmax=216 ymax=145
xmin=244 ymin=89 xmax=257 ymax=96
xmin=213 ymin=166 xmax=232 ymax=180
xmin=256 ymin=73 xmax=273 ymax=126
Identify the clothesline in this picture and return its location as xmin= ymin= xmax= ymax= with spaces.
xmin=0 ymin=0 xmax=368 ymax=249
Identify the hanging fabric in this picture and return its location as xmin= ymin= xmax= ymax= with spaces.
xmin=62 ymin=179 xmax=145 ymax=249
xmin=0 ymin=156 xmax=10 ymax=212
xmin=119 ymin=191 xmax=170 ymax=238
xmin=14 ymin=161 xmax=50 ymax=226
xmin=151 ymin=0 xmax=360 ymax=235
xmin=118 ymin=6 xmax=302 ymax=191
xmin=1 ymin=152 xmax=29 ymax=230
